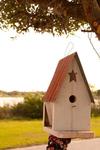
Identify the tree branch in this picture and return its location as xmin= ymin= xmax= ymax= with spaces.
xmin=81 ymin=0 xmax=100 ymax=39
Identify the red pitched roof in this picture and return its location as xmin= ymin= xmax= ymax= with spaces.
xmin=43 ymin=52 xmax=94 ymax=103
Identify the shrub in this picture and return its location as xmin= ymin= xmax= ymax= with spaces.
xmin=91 ymin=102 xmax=100 ymax=117
xmin=11 ymin=93 xmax=43 ymax=119
xmin=0 ymin=105 xmax=12 ymax=119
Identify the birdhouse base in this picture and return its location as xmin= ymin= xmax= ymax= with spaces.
xmin=44 ymin=127 xmax=94 ymax=139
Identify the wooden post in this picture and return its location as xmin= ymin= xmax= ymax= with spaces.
xmin=46 ymin=135 xmax=71 ymax=150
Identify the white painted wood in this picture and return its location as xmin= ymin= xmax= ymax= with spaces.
xmin=52 ymin=59 xmax=91 ymax=131
xmin=44 ymin=127 xmax=94 ymax=139
xmin=44 ymin=102 xmax=53 ymax=126
xmin=43 ymin=54 xmax=94 ymax=139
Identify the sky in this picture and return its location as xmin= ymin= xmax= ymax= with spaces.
xmin=0 ymin=29 xmax=100 ymax=92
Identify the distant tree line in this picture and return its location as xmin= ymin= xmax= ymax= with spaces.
xmin=0 ymin=90 xmax=44 ymax=97
xmin=91 ymin=88 xmax=100 ymax=117
xmin=0 ymin=92 xmax=44 ymax=119
xmin=0 ymin=88 xmax=100 ymax=98
xmin=91 ymin=102 xmax=100 ymax=117
xmin=0 ymin=89 xmax=100 ymax=119
xmin=93 ymin=90 xmax=100 ymax=98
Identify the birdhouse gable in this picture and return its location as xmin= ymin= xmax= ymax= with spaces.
xmin=43 ymin=52 xmax=94 ymax=138
xmin=44 ymin=52 xmax=94 ymax=103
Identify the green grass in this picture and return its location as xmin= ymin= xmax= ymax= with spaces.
xmin=0 ymin=119 xmax=48 ymax=149
xmin=0 ymin=117 xmax=100 ymax=149
xmin=91 ymin=117 xmax=100 ymax=137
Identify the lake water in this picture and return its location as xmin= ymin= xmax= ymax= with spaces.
xmin=0 ymin=97 xmax=24 ymax=107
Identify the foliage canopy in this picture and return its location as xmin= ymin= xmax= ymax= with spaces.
xmin=0 ymin=0 xmax=100 ymax=39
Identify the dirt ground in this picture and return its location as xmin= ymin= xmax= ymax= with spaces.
xmin=9 ymin=138 xmax=100 ymax=150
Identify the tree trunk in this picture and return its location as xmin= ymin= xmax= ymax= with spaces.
xmin=81 ymin=0 xmax=100 ymax=39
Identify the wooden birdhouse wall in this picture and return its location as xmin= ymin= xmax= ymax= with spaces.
xmin=43 ymin=102 xmax=53 ymax=127
xmin=52 ymin=58 xmax=91 ymax=131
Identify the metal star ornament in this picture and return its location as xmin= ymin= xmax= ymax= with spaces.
xmin=68 ymin=70 xmax=77 ymax=82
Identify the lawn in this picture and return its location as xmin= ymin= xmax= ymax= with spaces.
xmin=0 ymin=117 xmax=99 ymax=149
xmin=0 ymin=120 xmax=48 ymax=149
xmin=91 ymin=117 xmax=100 ymax=137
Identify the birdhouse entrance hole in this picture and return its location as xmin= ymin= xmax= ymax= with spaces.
xmin=69 ymin=95 xmax=76 ymax=103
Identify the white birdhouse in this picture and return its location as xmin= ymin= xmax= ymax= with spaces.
xmin=43 ymin=52 xmax=94 ymax=139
